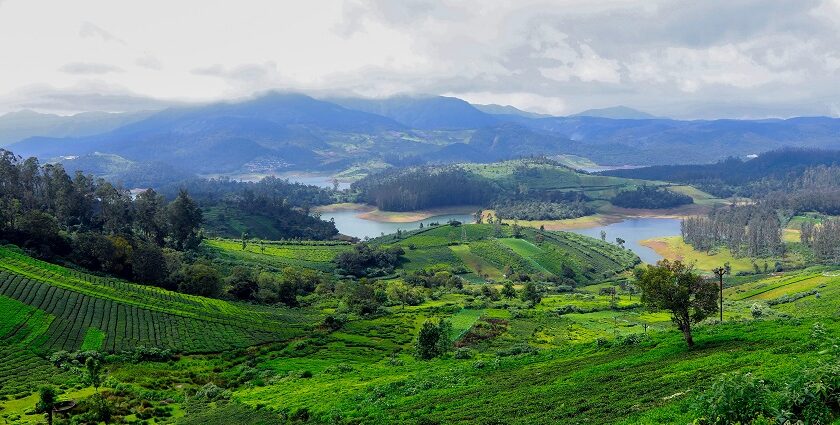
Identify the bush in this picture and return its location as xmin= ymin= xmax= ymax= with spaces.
xmin=779 ymin=362 xmax=840 ymax=424
xmin=693 ymin=373 xmax=773 ymax=425
xmin=453 ymin=348 xmax=473 ymax=359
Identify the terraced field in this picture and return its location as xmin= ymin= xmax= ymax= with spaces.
xmin=205 ymin=238 xmax=352 ymax=272
xmin=375 ymin=223 xmax=639 ymax=284
xmin=0 ymin=247 xmax=319 ymax=354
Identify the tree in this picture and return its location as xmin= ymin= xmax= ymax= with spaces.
xmin=501 ymin=281 xmax=517 ymax=299
xmin=131 ymin=241 xmax=167 ymax=285
xmin=85 ymin=357 xmax=104 ymax=392
xmin=134 ymin=188 xmax=166 ymax=244
xmin=226 ymin=266 xmax=258 ymax=300
xmin=166 ymin=190 xmax=203 ymax=250
xmin=634 ymin=260 xmax=718 ymax=347
xmin=600 ymin=230 xmax=607 ymax=241
xmin=178 ymin=263 xmax=222 ymax=297
xmin=415 ymin=319 xmax=452 ymax=360
xmin=615 ymin=237 xmax=626 ymax=248
xmin=521 ymin=281 xmax=542 ymax=306
xmin=36 ymin=385 xmax=58 ymax=425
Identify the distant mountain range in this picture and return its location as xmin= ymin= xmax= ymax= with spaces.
xmin=571 ymin=106 xmax=655 ymax=119
xmin=0 ymin=109 xmax=153 ymax=147
xmin=4 ymin=92 xmax=840 ymax=183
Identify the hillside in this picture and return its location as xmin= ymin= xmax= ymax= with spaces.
xmin=374 ymin=223 xmax=639 ymax=284
xmin=9 ymin=94 xmax=840 ymax=179
xmin=0 ymin=110 xmax=154 ymax=147
xmin=0 ymin=246 xmax=317 ymax=355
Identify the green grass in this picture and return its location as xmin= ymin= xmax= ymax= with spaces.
xmin=204 ymin=238 xmax=351 ymax=272
xmin=80 ymin=327 xmax=105 ymax=351
xmin=449 ymin=309 xmax=484 ymax=339
xmin=0 ymin=246 xmax=319 ymax=353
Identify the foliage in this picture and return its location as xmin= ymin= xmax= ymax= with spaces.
xmin=492 ymin=200 xmax=594 ymax=220
xmin=611 ymin=185 xmax=693 ymax=209
xmin=693 ymin=372 xmax=774 ymax=424
xmin=415 ymin=319 xmax=452 ymax=360
xmin=634 ymin=260 xmax=718 ymax=347
xmin=352 ymin=166 xmax=497 ymax=211
xmin=335 ymin=244 xmax=405 ymax=277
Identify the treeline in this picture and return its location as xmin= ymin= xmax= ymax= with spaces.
xmin=611 ymin=186 xmax=693 ymax=209
xmin=763 ymin=165 xmax=840 ymax=215
xmin=352 ymin=167 xmax=497 ymax=211
xmin=0 ymin=149 xmax=206 ymax=284
xmin=800 ymin=218 xmax=840 ymax=263
xmin=602 ymin=148 xmax=840 ymax=197
xmin=158 ymin=176 xmax=335 ymax=208
xmin=492 ymin=200 xmax=593 ymax=220
xmin=681 ymin=205 xmax=783 ymax=257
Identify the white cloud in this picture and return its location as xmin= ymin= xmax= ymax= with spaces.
xmin=0 ymin=0 xmax=839 ymax=117
xmin=79 ymin=22 xmax=125 ymax=44
xmin=59 ymin=62 xmax=123 ymax=75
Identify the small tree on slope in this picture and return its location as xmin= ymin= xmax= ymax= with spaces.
xmin=634 ymin=260 xmax=718 ymax=348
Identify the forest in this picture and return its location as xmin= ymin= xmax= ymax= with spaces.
xmin=681 ymin=204 xmax=784 ymax=258
xmin=610 ymin=185 xmax=693 ymax=209
xmin=351 ymin=167 xmax=498 ymax=211
xmin=492 ymin=200 xmax=594 ymax=220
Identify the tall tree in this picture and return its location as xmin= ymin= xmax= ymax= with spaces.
xmin=36 ymin=386 xmax=58 ymax=425
xmin=166 ymin=190 xmax=203 ymax=250
xmin=634 ymin=260 xmax=718 ymax=347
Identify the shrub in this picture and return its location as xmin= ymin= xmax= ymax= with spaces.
xmin=750 ymin=303 xmax=765 ymax=319
xmin=693 ymin=373 xmax=773 ymax=425
xmin=780 ymin=361 xmax=840 ymax=424
xmin=453 ymin=348 xmax=473 ymax=359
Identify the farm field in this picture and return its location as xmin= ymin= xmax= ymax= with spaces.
xmin=638 ymin=235 xmax=805 ymax=273
xmin=376 ymin=223 xmax=639 ymax=283
xmin=0 ymin=237 xmax=838 ymax=423
xmin=0 ymin=246 xmax=319 ymax=356
xmin=205 ymin=238 xmax=352 ymax=272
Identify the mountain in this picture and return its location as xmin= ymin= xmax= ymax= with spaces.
xmin=9 ymin=92 xmax=404 ymax=173
xmin=331 ymin=95 xmax=498 ymax=129
xmin=571 ymin=106 xmax=656 ymax=119
xmin=0 ymin=109 xmax=154 ymax=147
xmin=58 ymin=152 xmax=196 ymax=188
xmin=472 ymin=104 xmax=553 ymax=119
xmin=516 ymin=115 xmax=840 ymax=165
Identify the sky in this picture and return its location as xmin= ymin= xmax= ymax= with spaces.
xmin=1 ymin=0 xmax=840 ymax=118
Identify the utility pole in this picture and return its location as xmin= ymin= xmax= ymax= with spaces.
xmin=712 ymin=263 xmax=730 ymax=322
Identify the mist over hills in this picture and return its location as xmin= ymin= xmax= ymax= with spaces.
xmin=0 ymin=109 xmax=153 ymax=147
xmin=5 ymin=92 xmax=840 ymax=182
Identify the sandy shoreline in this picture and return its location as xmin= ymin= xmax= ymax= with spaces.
xmin=314 ymin=203 xmax=479 ymax=223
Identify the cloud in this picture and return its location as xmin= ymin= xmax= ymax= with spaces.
xmin=135 ymin=54 xmax=162 ymax=70
xmin=79 ymin=22 xmax=126 ymax=44
xmin=0 ymin=83 xmax=184 ymax=114
xmin=59 ymin=62 xmax=123 ymax=75
xmin=2 ymin=1 xmax=840 ymax=118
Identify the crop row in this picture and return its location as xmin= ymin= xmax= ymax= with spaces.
xmin=0 ymin=247 xmax=307 ymax=332
xmin=0 ymin=272 xmax=301 ymax=354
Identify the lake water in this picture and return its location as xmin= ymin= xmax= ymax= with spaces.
xmin=326 ymin=207 xmax=681 ymax=262
xmin=324 ymin=210 xmax=475 ymax=240
xmin=284 ymin=174 xmax=352 ymax=190
xmin=569 ymin=217 xmax=682 ymax=264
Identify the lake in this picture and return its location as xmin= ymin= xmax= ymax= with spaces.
xmin=324 ymin=207 xmax=681 ymax=263
xmin=323 ymin=210 xmax=475 ymax=240
xmin=569 ymin=217 xmax=682 ymax=264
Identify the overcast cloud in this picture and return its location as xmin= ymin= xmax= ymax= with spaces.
xmin=0 ymin=0 xmax=839 ymax=118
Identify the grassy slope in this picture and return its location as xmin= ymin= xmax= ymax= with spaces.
xmin=376 ymin=223 xmax=638 ymax=283
xmin=639 ymin=235 xmax=808 ymax=273
xmin=204 ymin=238 xmax=352 ymax=272
xmin=231 ymin=268 xmax=839 ymax=424
xmin=0 ymin=246 xmax=318 ymax=355
xmin=0 ymin=238 xmax=837 ymax=424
